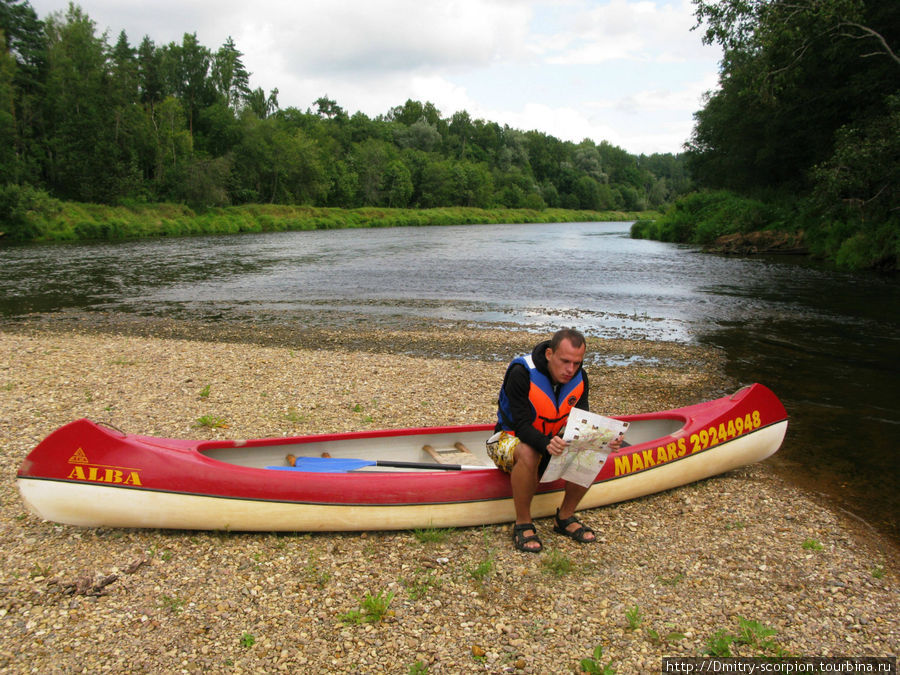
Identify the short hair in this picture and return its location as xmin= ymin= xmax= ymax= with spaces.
xmin=550 ymin=328 xmax=585 ymax=351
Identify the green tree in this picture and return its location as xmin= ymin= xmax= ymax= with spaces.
xmin=107 ymin=30 xmax=150 ymax=195
xmin=494 ymin=168 xmax=536 ymax=208
xmin=387 ymin=98 xmax=441 ymax=126
xmin=460 ymin=161 xmax=494 ymax=207
xmin=808 ymin=95 xmax=899 ymax=268
xmin=109 ymin=30 xmax=136 ymax=101
xmin=0 ymin=27 xmax=17 ymax=183
xmin=324 ymin=158 xmax=359 ymax=207
xmin=525 ymin=130 xmax=566 ymax=184
xmin=573 ymin=140 xmax=606 ymax=182
xmin=574 ymin=175 xmax=602 ymax=210
xmin=685 ymin=0 xmax=899 ymax=268
xmin=279 ymin=128 xmax=327 ymax=204
xmin=417 ymin=157 xmax=454 ymax=207
xmin=314 ymin=95 xmax=346 ymax=121
xmin=179 ymin=153 xmax=231 ymax=206
xmin=196 ymin=101 xmax=241 ymax=156
xmin=42 ymin=5 xmax=142 ymax=200
xmin=465 ymin=118 xmax=501 ymax=164
xmin=448 ymin=109 xmax=474 ymax=159
xmin=639 ymin=153 xmax=692 ymax=198
xmin=394 ymin=118 xmax=441 ymax=152
xmin=618 ymin=184 xmax=646 ymax=211
xmin=383 ymin=159 xmax=413 ymax=207
xmin=150 ymin=95 xmax=193 ymax=197
xmin=137 ymin=36 xmax=164 ymax=107
xmin=165 ymin=32 xmax=212 ymax=135
xmin=210 ymin=36 xmax=250 ymax=111
xmin=1 ymin=0 xmax=45 ymax=92
xmin=353 ymin=137 xmax=397 ymax=205
xmin=233 ymin=115 xmax=326 ymax=204
xmin=245 ymin=86 xmax=278 ymax=119
xmin=2 ymin=0 xmax=46 ymax=185
xmin=346 ymin=110 xmax=391 ymax=145
xmin=497 ymin=129 xmax=530 ymax=173
xmin=596 ymin=182 xmax=619 ymax=210
xmin=689 ymin=0 xmax=898 ymax=194
xmin=540 ymin=180 xmax=560 ymax=207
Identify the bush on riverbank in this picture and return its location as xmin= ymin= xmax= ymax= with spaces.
xmin=630 ymin=191 xmax=791 ymax=246
xmin=633 ymin=190 xmax=899 ymax=271
xmin=0 ymin=189 xmax=653 ymax=242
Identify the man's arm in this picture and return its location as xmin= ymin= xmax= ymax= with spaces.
xmin=502 ymin=364 xmax=553 ymax=455
xmin=575 ymin=370 xmax=590 ymax=412
xmin=568 ymin=371 xmax=625 ymax=450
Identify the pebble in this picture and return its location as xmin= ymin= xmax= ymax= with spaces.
xmin=0 ymin=322 xmax=897 ymax=674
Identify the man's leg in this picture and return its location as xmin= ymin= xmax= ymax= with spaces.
xmin=557 ymin=482 xmax=596 ymax=541
xmin=510 ymin=442 xmax=542 ymax=550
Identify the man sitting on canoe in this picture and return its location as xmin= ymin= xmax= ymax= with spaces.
xmin=489 ymin=328 xmax=620 ymax=553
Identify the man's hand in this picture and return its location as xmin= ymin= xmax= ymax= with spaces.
xmin=550 ymin=432 xmax=624 ymax=456
xmin=607 ymin=435 xmax=624 ymax=452
xmin=547 ymin=435 xmax=569 ymax=456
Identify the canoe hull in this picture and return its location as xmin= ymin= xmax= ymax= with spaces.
xmin=17 ymin=383 xmax=788 ymax=531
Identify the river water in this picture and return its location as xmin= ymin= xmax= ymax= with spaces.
xmin=2 ymin=222 xmax=897 ymax=543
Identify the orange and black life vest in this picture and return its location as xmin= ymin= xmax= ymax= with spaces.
xmin=497 ymin=354 xmax=585 ymax=437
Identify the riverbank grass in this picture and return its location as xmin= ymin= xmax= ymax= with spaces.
xmin=1 ymin=193 xmax=655 ymax=242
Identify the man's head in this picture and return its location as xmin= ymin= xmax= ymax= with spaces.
xmin=546 ymin=328 xmax=586 ymax=385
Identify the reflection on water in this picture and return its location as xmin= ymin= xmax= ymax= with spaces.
xmin=697 ymin=256 xmax=900 ymax=543
xmin=2 ymin=223 xmax=898 ymax=542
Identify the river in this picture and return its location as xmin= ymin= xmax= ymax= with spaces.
xmin=2 ymin=222 xmax=897 ymax=543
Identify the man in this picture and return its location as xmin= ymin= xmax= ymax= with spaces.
xmin=489 ymin=328 xmax=617 ymax=553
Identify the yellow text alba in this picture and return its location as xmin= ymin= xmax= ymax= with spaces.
xmin=67 ymin=464 xmax=143 ymax=486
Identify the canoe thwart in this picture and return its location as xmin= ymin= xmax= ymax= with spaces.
xmin=423 ymin=442 xmax=487 ymax=466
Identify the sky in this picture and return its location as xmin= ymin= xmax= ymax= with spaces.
xmin=27 ymin=0 xmax=724 ymax=156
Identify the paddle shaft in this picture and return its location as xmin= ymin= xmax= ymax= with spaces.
xmin=375 ymin=459 xmax=483 ymax=471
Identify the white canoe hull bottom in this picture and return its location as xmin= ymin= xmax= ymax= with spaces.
xmin=17 ymin=421 xmax=787 ymax=531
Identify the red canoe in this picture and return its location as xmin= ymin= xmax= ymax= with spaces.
xmin=16 ymin=383 xmax=788 ymax=531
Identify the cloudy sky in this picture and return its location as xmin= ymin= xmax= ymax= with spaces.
xmin=28 ymin=0 xmax=723 ymax=155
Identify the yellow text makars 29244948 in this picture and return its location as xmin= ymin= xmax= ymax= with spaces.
xmin=612 ymin=410 xmax=763 ymax=477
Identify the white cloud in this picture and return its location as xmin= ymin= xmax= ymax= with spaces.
xmin=235 ymin=0 xmax=533 ymax=75
xmin=590 ymin=70 xmax=720 ymax=114
xmin=543 ymin=0 xmax=712 ymax=64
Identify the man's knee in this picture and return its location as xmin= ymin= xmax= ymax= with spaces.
xmin=513 ymin=442 xmax=541 ymax=470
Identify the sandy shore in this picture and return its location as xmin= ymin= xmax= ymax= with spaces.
xmin=0 ymin=320 xmax=896 ymax=673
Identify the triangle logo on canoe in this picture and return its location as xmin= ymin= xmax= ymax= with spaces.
xmin=68 ymin=448 xmax=89 ymax=465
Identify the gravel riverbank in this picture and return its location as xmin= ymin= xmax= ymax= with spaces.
xmin=1 ymin=320 xmax=896 ymax=674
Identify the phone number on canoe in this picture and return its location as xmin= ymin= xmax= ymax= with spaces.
xmin=689 ymin=410 xmax=763 ymax=453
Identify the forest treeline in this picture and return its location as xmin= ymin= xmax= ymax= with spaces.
xmin=0 ymin=1 xmax=686 ymax=241
xmin=634 ymin=0 xmax=899 ymax=271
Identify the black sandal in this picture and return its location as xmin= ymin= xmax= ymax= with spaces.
xmin=512 ymin=523 xmax=543 ymax=553
xmin=553 ymin=510 xmax=596 ymax=543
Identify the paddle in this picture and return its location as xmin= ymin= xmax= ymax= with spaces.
xmin=264 ymin=454 xmax=493 ymax=473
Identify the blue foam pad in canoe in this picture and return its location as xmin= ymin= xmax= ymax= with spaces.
xmin=266 ymin=457 xmax=374 ymax=473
